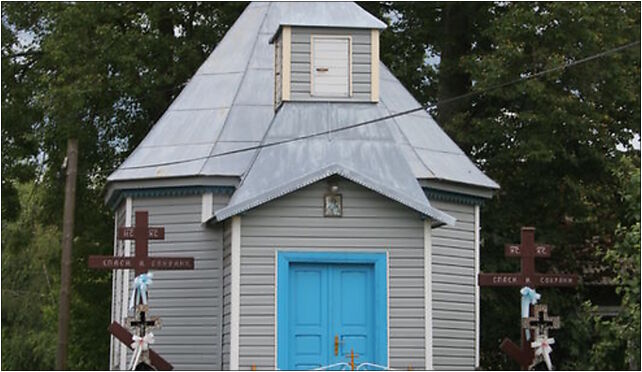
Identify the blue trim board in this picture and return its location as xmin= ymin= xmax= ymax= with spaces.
xmin=107 ymin=185 xmax=235 ymax=210
xmin=423 ymin=187 xmax=486 ymax=206
xmin=277 ymin=251 xmax=388 ymax=369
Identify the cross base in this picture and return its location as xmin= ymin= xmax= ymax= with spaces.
xmin=500 ymin=329 xmax=534 ymax=370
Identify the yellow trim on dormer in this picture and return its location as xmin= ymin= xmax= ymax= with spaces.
xmin=282 ymin=26 xmax=292 ymax=101
xmin=371 ymin=29 xmax=380 ymax=102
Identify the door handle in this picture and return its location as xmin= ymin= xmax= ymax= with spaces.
xmin=316 ymin=67 xmax=329 ymax=72
xmin=333 ymin=335 xmax=344 ymax=356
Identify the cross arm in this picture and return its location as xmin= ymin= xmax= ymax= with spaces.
xmin=500 ymin=337 xmax=534 ymax=369
xmin=108 ymin=322 xmax=173 ymax=371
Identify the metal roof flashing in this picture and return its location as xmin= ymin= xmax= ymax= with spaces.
xmin=269 ymin=23 xmax=386 ymax=44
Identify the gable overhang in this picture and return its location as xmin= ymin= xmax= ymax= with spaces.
xmin=213 ymin=163 xmax=456 ymax=227
xmin=104 ymin=175 xmax=239 ymax=209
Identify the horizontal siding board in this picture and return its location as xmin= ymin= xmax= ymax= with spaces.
xmin=150 ymin=288 xmax=220 ymax=299
xmin=433 ymin=291 xmax=475 ymax=304
xmin=292 ymin=62 xmax=370 ymax=73
xmin=433 ymin=310 xmax=474 ymax=321
xmin=243 ymin=216 xmax=418 ymax=228
xmin=247 ymin=205 xmax=423 ymax=219
xmin=292 ymin=30 xmax=370 ymax=42
xmin=242 ymin=226 xmax=422 ymax=239
xmin=433 ymin=301 xmax=475 ymax=313
xmin=434 ymin=338 xmax=475 ymax=348
xmin=432 ymin=255 xmax=474 ymax=268
xmin=433 ymin=283 xmax=475 ymax=295
xmin=433 ymin=265 xmax=474 ymax=277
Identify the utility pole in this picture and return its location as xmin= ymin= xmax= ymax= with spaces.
xmin=56 ymin=138 xmax=79 ymax=370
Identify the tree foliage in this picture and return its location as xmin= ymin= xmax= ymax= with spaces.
xmin=2 ymin=2 xmax=639 ymax=370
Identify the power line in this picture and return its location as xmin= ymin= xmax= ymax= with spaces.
xmin=117 ymin=40 xmax=641 ymax=171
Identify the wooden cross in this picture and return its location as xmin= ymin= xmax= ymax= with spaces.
xmin=478 ymin=227 xmax=579 ymax=370
xmin=88 ymin=210 xmax=196 ymax=371
xmin=89 ymin=211 xmax=194 ymax=275
xmin=478 ymin=227 xmax=578 ymax=288
xmin=522 ymin=304 xmax=560 ymax=339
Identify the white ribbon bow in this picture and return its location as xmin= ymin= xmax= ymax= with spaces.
xmin=531 ymin=335 xmax=555 ymax=370
xmin=129 ymin=333 xmax=155 ymax=370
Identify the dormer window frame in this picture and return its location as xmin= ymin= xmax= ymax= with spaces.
xmin=271 ymin=25 xmax=380 ymax=108
xmin=309 ymin=34 xmax=353 ymax=99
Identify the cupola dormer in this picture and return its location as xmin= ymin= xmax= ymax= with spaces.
xmin=270 ymin=4 xmax=386 ymax=107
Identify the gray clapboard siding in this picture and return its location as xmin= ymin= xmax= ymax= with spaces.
xmin=429 ymin=199 xmax=476 ymax=370
xmin=289 ymin=27 xmax=372 ymax=102
xmin=238 ymin=179 xmax=426 ymax=370
xmin=126 ymin=195 xmax=224 ymax=370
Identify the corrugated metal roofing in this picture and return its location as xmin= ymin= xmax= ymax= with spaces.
xmin=107 ymin=1 xmax=498 ymax=220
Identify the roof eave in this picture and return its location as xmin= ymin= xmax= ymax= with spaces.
xmin=212 ymin=164 xmax=455 ymax=226
xmin=269 ymin=22 xmax=387 ymax=44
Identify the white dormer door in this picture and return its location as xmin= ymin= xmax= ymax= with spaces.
xmin=311 ymin=36 xmax=351 ymax=97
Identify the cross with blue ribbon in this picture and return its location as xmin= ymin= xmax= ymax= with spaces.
xmin=478 ymin=226 xmax=580 ymax=370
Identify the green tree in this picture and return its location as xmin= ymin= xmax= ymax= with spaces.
xmin=2 ymin=3 xmax=245 ymax=369
xmin=1 ymin=183 xmax=60 ymax=369
xmin=457 ymin=2 xmax=640 ymax=369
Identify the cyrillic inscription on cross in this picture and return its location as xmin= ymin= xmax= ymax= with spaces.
xmin=479 ymin=227 xmax=578 ymax=288
xmin=88 ymin=211 xmax=194 ymax=275
xmin=478 ymin=227 xmax=579 ymax=370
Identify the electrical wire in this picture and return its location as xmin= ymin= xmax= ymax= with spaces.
xmin=116 ymin=40 xmax=641 ymax=171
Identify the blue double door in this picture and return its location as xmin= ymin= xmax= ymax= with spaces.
xmin=287 ymin=263 xmax=376 ymax=370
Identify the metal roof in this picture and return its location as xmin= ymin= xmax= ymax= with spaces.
xmin=214 ymin=102 xmax=456 ymax=225
xmin=107 ymin=1 xmax=498 ymax=221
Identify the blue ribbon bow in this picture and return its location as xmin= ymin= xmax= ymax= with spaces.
xmin=520 ymin=286 xmax=541 ymax=340
xmin=130 ymin=273 xmax=153 ymax=310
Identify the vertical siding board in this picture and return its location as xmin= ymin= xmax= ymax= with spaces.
xmin=126 ymin=195 xmax=226 ymax=370
xmin=109 ymin=202 xmax=127 ymax=369
xmin=222 ymin=221 xmax=232 ymax=369
xmin=238 ymin=179 xmax=426 ymax=370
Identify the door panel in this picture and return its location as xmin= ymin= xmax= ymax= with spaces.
xmin=287 ymin=262 xmax=376 ymax=369
xmin=312 ymin=37 xmax=350 ymax=97
xmin=289 ymin=264 xmax=329 ymax=369
xmin=331 ymin=265 xmax=374 ymax=367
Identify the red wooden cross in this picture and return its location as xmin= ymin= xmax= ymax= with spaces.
xmin=479 ymin=227 xmax=578 ymax=288
xmin=478 ymin=227 xmax=579 ymax=370
xmin=88 ymin=211 xmax=194 ymax=275
xmin=88 ymin=210 xmax=196 ymax=370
